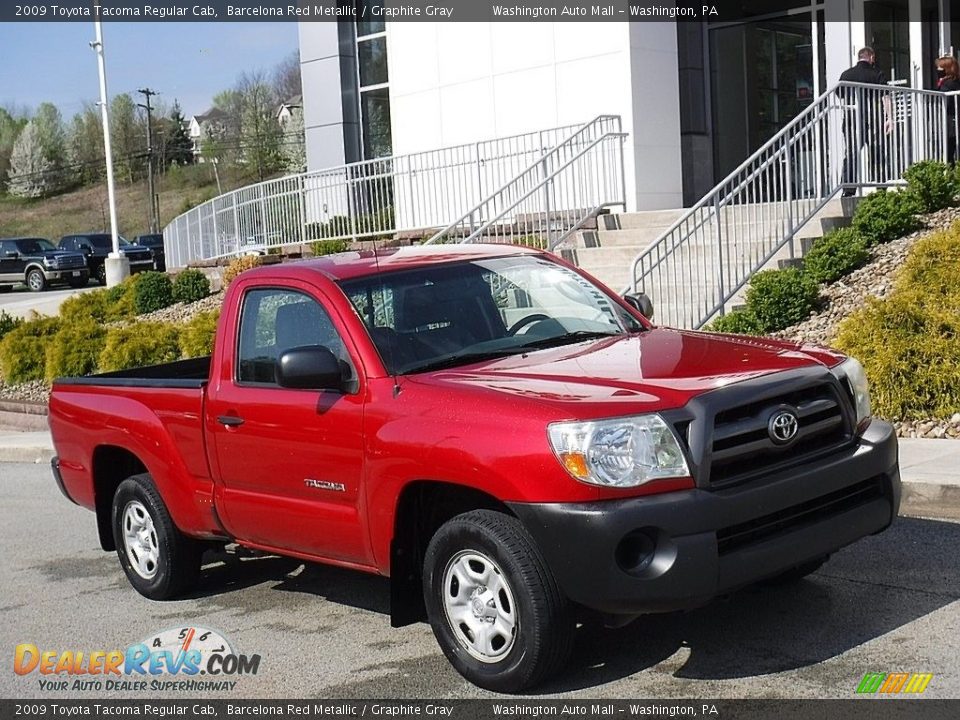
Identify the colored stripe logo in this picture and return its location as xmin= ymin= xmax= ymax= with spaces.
xmin=857 ymin=672 xmax=933 ymax=694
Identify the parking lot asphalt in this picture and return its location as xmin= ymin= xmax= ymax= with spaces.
xmin=0 ymin=284 xmax=98 ymax=319
xmin=1 ymin=461 xmax=958 ymax=700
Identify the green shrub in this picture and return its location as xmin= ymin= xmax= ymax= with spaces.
xmin=98 ymin=322 xmax=181 ymax=372
xmin=0 ymin=310 xmax=22 ymax=340
xmin=745 ymin=268 xmax=819 ymax=332
xmin=223 ymin=255 xmax=262 ymax=286
xmin=133 ymin=272 xmax=175 ymax=314
xmin=44 ymin=320 xmax=106 ymax=381
xmin=172 ymin=269 xmax=210 ymax=304
xmin=706 ymin=308 xmax=764 ymax=335
xmin=102 ymin=275 xmax=140 ymax=321
xmin=803 ymin=227 xmax=869 ymax=284
xmin=311 ymin=238 xmax=350 ymax=256
xmin=903 ymin=160 xmax=957 ymax=213
xmin=0 ymin=317 xmax=62 ymax=384
xmin=180 ymin=310 xmax=220 ymax=358
xmin=833 ymin=225 xmax=960 ymax=419
xmin=851 ymin=188 xmax=921 ymax=246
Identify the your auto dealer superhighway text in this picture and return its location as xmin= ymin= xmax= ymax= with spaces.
xmin=227 ymin=705 xmax=453 ymax=716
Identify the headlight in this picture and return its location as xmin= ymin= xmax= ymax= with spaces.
xmin=832 ymin=357 xmax=871 ymax=432
xmin=44 ymin=257 xmax=57 ymax=268
xmin=547 ymin=414 xmax=690 ymax=488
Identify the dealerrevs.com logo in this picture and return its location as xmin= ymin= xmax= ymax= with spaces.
xmin=14 ymin=626 xmax=261 ymax=693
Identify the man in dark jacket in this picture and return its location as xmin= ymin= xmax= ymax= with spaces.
xmin=839 ymin=48 xmax=891 ymax=196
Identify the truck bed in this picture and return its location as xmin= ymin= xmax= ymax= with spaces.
xmin=53 ymin=356 xmax=210 ymax=388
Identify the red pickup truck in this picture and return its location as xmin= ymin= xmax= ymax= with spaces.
xmin=49 ymin=245 xmax=900 ymax=692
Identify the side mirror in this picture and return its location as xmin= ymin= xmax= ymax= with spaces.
xmin=622 ymin=292 xmax=654 ymax=320
xmin=4 ymin=251 xmax=18 ymax=259
xmin=276 ymin=345 xmax=344 ymax=391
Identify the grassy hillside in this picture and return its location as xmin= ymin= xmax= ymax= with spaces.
xmin=0 ymin=164 xmax=248 ymax=241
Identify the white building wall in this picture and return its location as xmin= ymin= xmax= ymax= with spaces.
xmin=386 ymin=21 xmax=684 ymax=211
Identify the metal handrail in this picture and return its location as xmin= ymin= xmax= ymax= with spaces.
xmin=627 ymin=82 xmax=960 ymax=330
xmin=425 ymin=115 xmax=625 ymax=246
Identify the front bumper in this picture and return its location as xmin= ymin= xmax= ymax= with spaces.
xmin=43 ymin=269 xmax=89 ymax=281
xmin=509 ymin=420 xmax=899 ymax=615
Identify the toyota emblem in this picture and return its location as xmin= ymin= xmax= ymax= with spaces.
xmin=768 ymin=409 xmax=799 ymax=445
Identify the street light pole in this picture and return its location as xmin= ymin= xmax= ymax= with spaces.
xmin=91 ymin=18 xmax=129 ymax=286
xmin=138 ymin=87 xmax=159 ymax=233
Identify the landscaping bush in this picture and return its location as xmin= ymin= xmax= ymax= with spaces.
xmin=223 ymin=255 xmax=262 ymax=286
xmin=903 ymin=160 xmax=957 ymax=213
xmin=133 ymin=271 xmax=175 ymax=314
xmin=180 ymin=310 xmax=220 ymax=358
xmin=172 ymin=268 xmax=210 ymax=304
xmin=833 ymin=226 xmax=960 ymax=419
xmin=745 ymin=268 xmax=819 ymax=332
xmin=99 ymin=322 xmax=181 ymax=372
xmin=706 ymin=308 xmax=764 ymax=335
xmin=59 ymin=289 xmax=110 ymax=323
xmin=0 ymin=317 xmax=62 ymax=384
xmin=311 ymin=238 xmax=350 ymax=256
xmin=803 ymin=227 xmax=869 ymax=284
xmin=44 ymin=320 xmax=106 ymax=381
xmin=851 ymin=188 xmax=920 ymax=246
xmin=0 ymin=310 xmax=22 ymax=340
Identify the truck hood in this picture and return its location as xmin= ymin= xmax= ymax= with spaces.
xmin=411 ymin=328 xmax=844 ymax=414
xmin=37 ymin=250 xmax=84 ymax=261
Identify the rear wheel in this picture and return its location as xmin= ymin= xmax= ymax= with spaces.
xmin=25 ymin=268 xmax=46 ymax=292
xmin=423 ymin=510 xmax=574 ymax=692
xmin=111 ymin=473 xmax=201 ymax=600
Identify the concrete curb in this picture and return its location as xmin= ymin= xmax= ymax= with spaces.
xmin=899 ymin=480 xmax=960 ymax=522
xmin=0 ymin=446 xmax=54 ymax=464
xmin=0 ymin=400 xmax=49 ymax=432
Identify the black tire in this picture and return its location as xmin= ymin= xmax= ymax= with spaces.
xmin=95 ymin=264 xmax=107 ymax=285
xmin=423 ymin=510 xmax=574 ymax=693
xmin=25 ymin=268 xmax=46 ymax=292
xmin=762 ymin=555 xmax=829 ymax=586
xmin=67 ymin=275 xmax=89 ymax=289
xmin=111 ymin=473 xmax=201 ymax=600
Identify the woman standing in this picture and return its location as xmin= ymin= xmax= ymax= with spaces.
xmin=936 ymin=55 xmax=960 ymax=164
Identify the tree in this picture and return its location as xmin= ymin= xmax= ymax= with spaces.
xmin=236 ymin=71 xmax=283 ymax=181
xmin=282 ymin=109 xmax=306 ymax=174
xmin=31 ymin=102 xmax=68 ymax=192
xmin=0 ymin=108 xmax=26 ymax=192
xmin=162 ymin=102 xmax=194 ymax=167
xmin=273 ymin=51 xmax=302 ymax=103
xmin=66 ymin=104 xmax=104 ymax=186
xmin=6 ymin=121 xmax=55 ymax=198
xmin=110 ymin=93 xmax=142 ymax=183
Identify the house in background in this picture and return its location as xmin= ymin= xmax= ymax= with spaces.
xmin=187 ymin=107 xmax=231 ymax=163
xmin=276 ymin=95 xmax=303 ymax=127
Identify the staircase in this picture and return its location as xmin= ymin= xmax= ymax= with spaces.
xmin=621 ymin=81 xmax=957 ymax=329
xmin=563 ymin=197 xmax=860 ymax=304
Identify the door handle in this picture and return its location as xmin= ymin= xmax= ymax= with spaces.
xmin=217 ymin=415 xmax=245 ymax=427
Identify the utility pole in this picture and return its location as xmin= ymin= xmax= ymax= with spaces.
xmin=138 ymin=87 xmax=159 ymax=233
xmin=91 ymin=18 xmax=129 ymax=286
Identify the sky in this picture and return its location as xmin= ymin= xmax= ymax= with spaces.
xmin=0 ymin=22 xmax=300 ymax=119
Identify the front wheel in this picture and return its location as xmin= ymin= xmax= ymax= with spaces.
xmin=423 ymin=510 xmax=574 ymax=692
xmin=95 ymin=264 xmax=107 ymax=285
xmin=26 ymin=268 xmax=46 ymax=292
xmin=111 ymin=473 xmax=201 ymax=600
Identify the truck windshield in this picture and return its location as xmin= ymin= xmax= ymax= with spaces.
xmin=339 ymin=255 xmax=643 ymax=375
xmin=87 ymin=235 xmax=131 ymax=248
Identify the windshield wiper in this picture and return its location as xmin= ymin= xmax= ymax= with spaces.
xmin=517 ymin=330 xmax=622 ymax=351
xmin=401 ymin=348 xmax=527 ymax=374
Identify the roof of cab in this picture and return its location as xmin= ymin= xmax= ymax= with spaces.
xmin=242 ymin=244 xmax=542 ymax=283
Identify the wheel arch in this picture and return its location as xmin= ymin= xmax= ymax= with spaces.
xmin=92 ymin=445 xmax=148 ymax=551
xmin=389 ymin=479 xmax=514 ymax=628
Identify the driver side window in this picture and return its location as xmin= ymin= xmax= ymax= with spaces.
xmin=236 ymin=288 xmax=354 ymax=387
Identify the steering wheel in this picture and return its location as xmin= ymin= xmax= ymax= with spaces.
xmin=507 ymin=314 xmax=550 ymax=336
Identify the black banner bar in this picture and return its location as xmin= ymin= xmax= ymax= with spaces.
xmin=1 ymin=700 xmax=958 ymax=720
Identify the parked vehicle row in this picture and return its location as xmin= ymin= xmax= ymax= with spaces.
xmin=0 ymin=232 xmax=166 ymax=291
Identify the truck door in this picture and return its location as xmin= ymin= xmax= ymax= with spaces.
xmin=207 ymin=281 xmax=370 ymax=565
xmin=0 ymin=240 xmax=25 ymax=283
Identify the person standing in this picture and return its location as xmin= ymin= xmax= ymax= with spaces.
xmin=839 ymin=48 xmax=891 ymax=197
xmin=936 ymin=55 xmax=960 ymax=165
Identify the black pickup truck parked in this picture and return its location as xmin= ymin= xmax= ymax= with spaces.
xmin=58 ymin=233 xmax=154 ymax=285
xmin=0 ymin=237 xmax=89 ymax=292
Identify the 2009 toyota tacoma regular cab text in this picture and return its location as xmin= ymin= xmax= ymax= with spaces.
xmin=48 ymin=245 xmax=900 ymax=692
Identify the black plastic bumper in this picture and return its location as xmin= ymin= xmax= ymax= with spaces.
xmin=509 ymin=420 xmax=900 ymax=615
xmin=50 ymin=456 xmax=77 ymax=505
